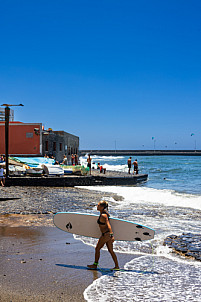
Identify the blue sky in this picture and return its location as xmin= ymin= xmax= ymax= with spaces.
xmin=0 ymin=0 xmax=200 ymax=150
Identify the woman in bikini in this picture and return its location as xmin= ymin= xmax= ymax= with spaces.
xmin=87 ymin=200 xmax=119 ymax=270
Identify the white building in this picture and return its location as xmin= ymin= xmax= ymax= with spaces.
xmin=0 ymin=107 xmax=14 ymax=121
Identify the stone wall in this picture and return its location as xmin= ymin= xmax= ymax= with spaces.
xmin=5 ymin=174 xmax=148 ymax=187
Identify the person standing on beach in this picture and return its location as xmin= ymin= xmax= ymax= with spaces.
xmin=133 ymin=159 xmax=138 ymax=174
xmin=74 ymin=154 xmax=78 ymax=165
xmin=87 ymin=154 xmax=92 ymax=175
xmin=127 ymin=157 xmax=132 ymax=174
xmin=0 ymin=165 xmax=5 ymax=187
xmin=62 ymin=155 xmax=67 ymax=165
xmin=71 ymin=154 xmax=75 ymax=165
xmin=87 ymin=200 xmax=119 ymax=270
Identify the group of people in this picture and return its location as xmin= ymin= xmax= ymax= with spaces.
xmin=86 ymin=155 xmax=106 ymax=175
xmin=71 ymin=154 xmax=79 ymax=166
xmin=127 ymin=157 xmax=138 ymax=174
xmin=62 ymin=154 xmax=78 ymax=166
xmin=87 ymin=155 xmax=138 ymax=176
xmin=61 ymin=154 xmax=79 ymax=165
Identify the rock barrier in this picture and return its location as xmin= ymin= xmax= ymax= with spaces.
xmin=164 ymin=233 xmax=201 ymax=261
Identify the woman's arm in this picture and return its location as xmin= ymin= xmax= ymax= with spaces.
xmin=103 ymin=214 xmax=115 ymax=242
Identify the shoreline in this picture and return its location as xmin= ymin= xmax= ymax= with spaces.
xmin=1 ymin=216 xmax=138 ymax=302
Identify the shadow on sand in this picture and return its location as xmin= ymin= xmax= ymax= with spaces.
xmin=56 ymin=263 xmax=159 ymax=275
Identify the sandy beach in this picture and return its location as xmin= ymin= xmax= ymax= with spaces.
xmin=0 ymin=215 xmax=137 ymax=302
xmin=2 ymin=166 xmax=201 ymax=302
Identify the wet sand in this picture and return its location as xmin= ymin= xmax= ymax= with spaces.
xmin=0 ymin=217 xmax=137 ymax=302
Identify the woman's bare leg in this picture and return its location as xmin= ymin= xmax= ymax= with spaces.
xmin=106 ymin=240 xmax=119 ymax=269
xmin=87 ymin=236 xmax=106 ymax=269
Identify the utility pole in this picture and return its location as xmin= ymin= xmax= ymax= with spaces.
xmin=5 ymin=106 xmax=10 ymax=179
xmin=1 ymin=104 xmax=24 ymax=180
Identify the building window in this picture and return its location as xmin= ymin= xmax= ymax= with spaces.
xmin=53 ymin=142 xmax=56 ymax=151
xmin=45 ymin=141 xmax=48 ymax=151
xmin=60 ymin=143 xmax=62 ymax=151
xmin=26 ymin=132 xmax=33 ymax=138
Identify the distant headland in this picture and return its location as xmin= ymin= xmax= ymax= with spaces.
xmin=80 ymin=150 xmax=201 ymax=156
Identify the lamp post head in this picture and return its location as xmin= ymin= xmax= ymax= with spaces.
xmin=1 ymin=104 xmax=24 ymax=107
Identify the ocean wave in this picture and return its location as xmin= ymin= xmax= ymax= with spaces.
xmin=80 ymin=155 xmax=125 ymax=161
xmin=101 ymin=163 xmax=128 ymax=172
xmin=91 ymin=155 xmax=125 ymax=160
xmin=80 ymin=186 xmax=201 ymax=211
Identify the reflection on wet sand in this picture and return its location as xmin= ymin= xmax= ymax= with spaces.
xmin=0 ymin=225 xmax=42 ymax=239
xmin=0 ymin=213 xmax=53 ymax=228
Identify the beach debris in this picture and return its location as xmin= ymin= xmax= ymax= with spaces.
xmin=112 ymin=194 xmax=124 ymax=201
xmin=164 ymin=233 xmax=201 ymax=261
xmin=21 ymin=260 xmax=26 ymax=263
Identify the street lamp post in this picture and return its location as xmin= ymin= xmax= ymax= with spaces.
xmin=1 ymin=104 xmax=24 ymax=180
xmin=5 ymin=106 xmax=10 ymax=179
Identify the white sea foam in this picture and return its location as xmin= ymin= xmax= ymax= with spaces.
xmin=84 ymin=256 xmax=201 ymax=302
xmin=80 ymin=186 xmax=201 ymax=211
xmin=90 ymin=155 xmax=125 ymax=161
xmin=155 ymin=245 xmax=201 ymax=266
xmin=101 ymin=163 xmax=128 ymax=172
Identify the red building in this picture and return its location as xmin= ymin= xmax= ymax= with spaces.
xmin=0 ymin=121 xmax=42 ymax=156
xmin=0 ymin=121 xmax=79 ymax=162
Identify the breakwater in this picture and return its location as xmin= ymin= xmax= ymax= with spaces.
xmin=80 ymin=150 xmax=201 ymax=156
xmin=5 ymin=173 xmax=148 ymax=187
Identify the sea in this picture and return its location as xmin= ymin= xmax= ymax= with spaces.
xmin=78 ymin=155 xmax=201 ymax=302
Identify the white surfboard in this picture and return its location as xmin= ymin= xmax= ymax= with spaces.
xmin=53 ymin=212 xmax=155 ymax=241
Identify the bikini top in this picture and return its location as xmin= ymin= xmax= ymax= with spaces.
xmin=97 ymin=210 xmax=110 ymax=225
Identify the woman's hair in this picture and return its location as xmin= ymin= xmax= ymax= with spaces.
xmin=99 ymin=200 xmax=108 ymax=210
